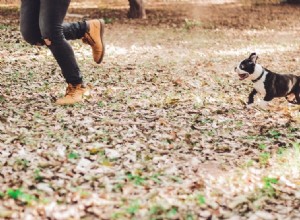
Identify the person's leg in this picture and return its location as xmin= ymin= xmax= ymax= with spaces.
xmin=20 ymin=0 xmax=104 ymax=65
xmin=63 ymin=21 xmax=87 ymax=40
xmin=20 ymin=0 xmax=43 ymax=45
xmin=63 ymin=20 xmax=105 ymax=64
xmin=21 ymin=0 xmax=85 ymax=45
xmin=39 ymin=0 xmax=82 ymax=86
xmin=39 ymin=0 xmax=92 ymax=105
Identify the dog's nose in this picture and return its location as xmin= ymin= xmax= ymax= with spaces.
xmin=234 ymin=67 xmax=237 ymax=72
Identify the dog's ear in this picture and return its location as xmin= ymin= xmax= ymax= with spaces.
xmin=249 ymin=53 xmax=258 ymax=63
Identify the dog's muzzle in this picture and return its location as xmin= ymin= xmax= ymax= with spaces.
xmin=235 ymin=67 xmax=249 ymax=80
xmin=238 ymin=73 xmax=249 ymax=80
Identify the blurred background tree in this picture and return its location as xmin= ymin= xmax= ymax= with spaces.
xmin=128 ymin=0 xmax=146 ymax=18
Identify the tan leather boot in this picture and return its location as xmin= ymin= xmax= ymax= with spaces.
xmin=55 ymin=83 xmax=91 ymax=105
xmin=82 ymin=19 xmax=105 ymax=64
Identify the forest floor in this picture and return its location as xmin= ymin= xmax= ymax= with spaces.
xmin=1 ymin=1 xmax=300 ymax=219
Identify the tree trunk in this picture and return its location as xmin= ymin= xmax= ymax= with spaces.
xmin=128 ymin=0 xmax=146 ymax=19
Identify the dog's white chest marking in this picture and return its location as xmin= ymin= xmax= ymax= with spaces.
xmin=253 ymin=71 xmax=267 ymax=95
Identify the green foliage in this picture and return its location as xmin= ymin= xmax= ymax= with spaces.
xmin=259 ymin=152 xmax=270 ymax=166
xmin=261 ymin=177 xmax=278 ymax=197
xmin=148 ymin=205 xmax=180 ymax=219
xmin=149 ymin=205 xmax=164 ymax=216
xmin=7 ymin=189 xmax=22 ymax=200
xmin=0 ymin=24 xmax=8 ymax=30
xmin=112 ymin=183 xmax=123 ymax=192
xmin=111 ymin=212 xmax=124 ymax=219
xmin=97 ymin=101 xmax=105 ymax=107
xmin=68 ymin=152 xmax=80 ymax=159
xmin=258 ymin=144 xmax=267 ymax=150
xmin=293 ymin=142 xmax=300 ymax=150
xmin=34 ymin=169 xmax=44 ymax=182
xmin=186 ymin=213 xmax=195 ymax=220
xmin=167 ymin=207 xmax=178 ymax=218
xmin=7 ymin=189 xmax=37 ymax=204
xmin=245 ymin=159 xmax=254 ymax=167
xmin=277 ymin=147 xmax=285 ymax=155
xmin=197 ymin=194 xmax=206 ymax=205
xmin=111 ymin=201 xmax=141 ymax=218
xmin=126 ymin=201 xmax=140 ymax=215
xmin=126 ymin=173 xmax=145 ymax=185
xmin=15 ymin=158 xmax=30 ymax=170
xmin=268 ymin=130 xmax=281 ymax=139
xmin=103 ymin=17 xmax=114 ymax=24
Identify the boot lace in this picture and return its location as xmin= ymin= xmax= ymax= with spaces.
xmin=82 ymin=32 xmax=96 ymax=46
xmin=65 ymin=84 xmax=78 ymax=97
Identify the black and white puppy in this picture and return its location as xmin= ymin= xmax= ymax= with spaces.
xmin=235 ymin=53 xmax=300 ymax=108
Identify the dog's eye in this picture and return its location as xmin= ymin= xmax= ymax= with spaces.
xmin=240 ymin=65 xmax=245 ymax=69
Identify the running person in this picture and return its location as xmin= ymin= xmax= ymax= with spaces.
xmin=20 ymin=0 xmax=105 ymax=105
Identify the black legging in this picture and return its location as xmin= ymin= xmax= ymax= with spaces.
xmin=20 ymin=0 xmax=88 ymax=85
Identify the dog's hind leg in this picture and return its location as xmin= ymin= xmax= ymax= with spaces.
xmin=287 ymin=82 xmax=300 ymax=105
xmin=294 ymin=80 xmax=300 ymax=104
xmin=294 ymin=89 xmax=300 ymax=105
xmin=286 ymin=93 xmax=297 ymax=104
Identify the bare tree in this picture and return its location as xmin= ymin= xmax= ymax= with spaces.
xmin=128 ymin=0 xmax=146 ymax=19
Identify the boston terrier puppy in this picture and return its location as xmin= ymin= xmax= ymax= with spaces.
xmin=235 ymin=53 xmax=300 ymax=108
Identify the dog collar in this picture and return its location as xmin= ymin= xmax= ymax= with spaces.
xmin=252 ymin=70 xmax=265 ymax=83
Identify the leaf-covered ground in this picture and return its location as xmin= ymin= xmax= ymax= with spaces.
xmin=1 ymin=2 xmax=300 ymax=219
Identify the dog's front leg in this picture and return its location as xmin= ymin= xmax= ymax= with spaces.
xmin=247 ymin=89 xmax=257 ymax=105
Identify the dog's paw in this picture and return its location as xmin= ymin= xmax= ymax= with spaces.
xmin=286 ymin=93 xmax=300 ymax=105
xmin=286 ymin=93 xmax=297 ymax=104
xmin=246 ymin=103 xmax=255 ymax=109
xmin=258 ymin=100 xmax=269 ymax=110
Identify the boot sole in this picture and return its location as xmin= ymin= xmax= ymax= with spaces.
xmin=96 ymin=19 xmax=105 ymax=64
